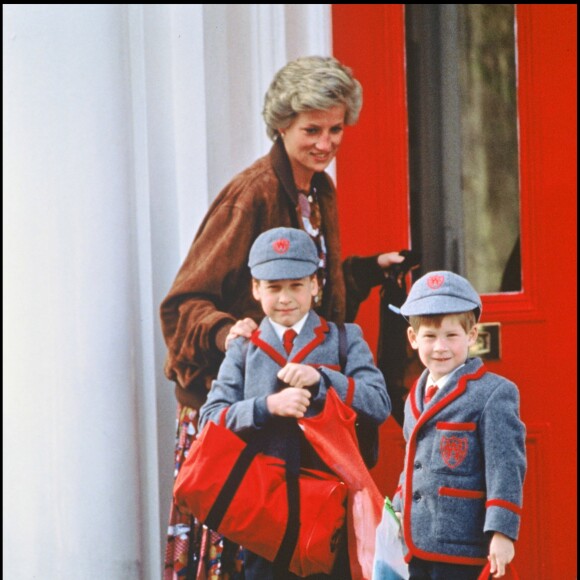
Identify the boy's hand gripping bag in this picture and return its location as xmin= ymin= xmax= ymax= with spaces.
xmin=173 ymin=408 xmax=347 ymax=577
xmin=299 ymin=387 xmax=384 ymax=580
xmin=477 ymin=561 xmax=520 ymax=579
xmin=372 ymin=497 xmax=409 ymax=580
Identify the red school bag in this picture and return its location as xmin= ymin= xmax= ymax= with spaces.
xmin=299 ymin=387 xmax=385 ymax=580
xmin=173 ymin=409 xmax=347 ymax=577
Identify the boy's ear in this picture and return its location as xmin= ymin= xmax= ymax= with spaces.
xmin=251 ymin=279 xmax=262 ymax=301
xmin=467 ymin=324 xmax=479 ymax=347
xmin=407 ymin=326 xmax=419 ymax=350
xmin=310 ymin=275 xmax=319 ymax=297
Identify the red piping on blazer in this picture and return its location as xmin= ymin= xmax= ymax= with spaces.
xmin=402 ymin=365 xmax=489 ymax=566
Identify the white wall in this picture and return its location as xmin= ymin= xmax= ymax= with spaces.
xmin=3 ymin=4 xmax=331 ymax=578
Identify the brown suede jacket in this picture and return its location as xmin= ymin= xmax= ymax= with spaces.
xmin=160 ymin=139 xmax=384 ymax=408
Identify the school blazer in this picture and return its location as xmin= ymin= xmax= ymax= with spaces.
xmin=392 ymin=357 xmax=526 ymax=566
xmin=199 ymin=311 xmax=390 ymax=462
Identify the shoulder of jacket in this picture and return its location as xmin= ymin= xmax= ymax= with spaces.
xmin=227 ymin=334 xmax=252 ymax=360
xmin=326 ymin=321 xmax=364 ymax=340
xmin=222 ymin=155 xmax=278 ymax=200
xmin=343 ymin=321 xmax=363 ymax=336
xmin=471 ymin=366 xmax=517 ymax=389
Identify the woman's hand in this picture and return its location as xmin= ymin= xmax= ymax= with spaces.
xmin=225 ymin=317 xmax=258 ymax=350
xmin=377 ymin=252 xmax=406 ymax=269
xmin=377 ymin=251 xmax=420 ymax=286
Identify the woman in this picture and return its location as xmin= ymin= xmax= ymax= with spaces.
xmin=161 ymin=55 xmax=404 ymax=580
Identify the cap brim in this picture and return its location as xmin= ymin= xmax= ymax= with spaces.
xmin=400 ymin=296 xmax=480 ymax=317
xmin=250 ymin=259 xmax=318 ymax=281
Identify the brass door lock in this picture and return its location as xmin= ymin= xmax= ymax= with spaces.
xmin=469 ymin=323 xmax=501 ymax=360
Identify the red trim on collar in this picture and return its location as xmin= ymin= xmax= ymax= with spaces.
xmin=250 ymin=329 xmax=287 ymax=366
xmin=421 ymin=365 xmax=487 ymax=424
xmin=402 ymin=364 xmax=488 ymax=565
xmin=250 ymin=317 xmax=330 ymax=368
xmin=409 ymin=378 xmax=421 ymax=420
xmin=290 ymin=317 xmax=329 ymax=363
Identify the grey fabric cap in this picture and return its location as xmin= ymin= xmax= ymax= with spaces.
xmin=248 ymin=227 xmax=319 ymax=281
xmin=400 ymin=271 xmax=482 ymax=320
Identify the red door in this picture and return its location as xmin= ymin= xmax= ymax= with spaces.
xmin=333 ymin=5 xmax=577 ymax=578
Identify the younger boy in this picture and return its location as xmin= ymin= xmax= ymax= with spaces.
xmin=199 ymin=227 xmax=390 ymax=580
xmin=392 ymin=271 xmax=526 ymax=580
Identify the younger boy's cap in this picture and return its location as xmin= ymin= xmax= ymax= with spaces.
xmin=400 ymin=270 xmax=482 ymax=320
xmin=248 ymin=227 xmax=319 ymax=281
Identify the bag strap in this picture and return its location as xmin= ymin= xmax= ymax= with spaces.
xmin=338 ymin=322 xmax=347 ymax=371
xmin=204 ymin=434 xmax=263 ymax=531
xmin=204 ymin=418 xmax=302 ymax=572
xmin=218 ymin=406 xmax=229 ymax=427
xmin=317 ymin=323 xmax=350 ymax=399
xmin=273 ymin=420 xmax=301 ymax=572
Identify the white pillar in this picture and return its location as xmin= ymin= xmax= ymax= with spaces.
xmin=4 ymin=4 xmax=332 ymax=578
xmin=4 ymin=4 xmax=145 ymax=577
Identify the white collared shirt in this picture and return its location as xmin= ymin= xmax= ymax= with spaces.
xmin=427 ymin=363 xmax=466 ymax=392
xmin=269 ymin=313 xmax=309 ymax=344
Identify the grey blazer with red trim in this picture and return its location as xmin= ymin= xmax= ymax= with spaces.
xmin=392 ymin=357 xmax=526 ymax=565
xmin=198 ymin=310 xmax=390 ymax=466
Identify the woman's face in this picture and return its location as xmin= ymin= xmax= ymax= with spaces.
xmin=280 ymin=105 xmax=346 ymax=190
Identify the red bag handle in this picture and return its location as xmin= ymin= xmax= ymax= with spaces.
xmin=218 ymin=407 xmax=229 ymax=427
xmin=477 ymin=561 xmax=519 ymax=580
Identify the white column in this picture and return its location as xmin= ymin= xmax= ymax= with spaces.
xmin=4 ymin=4 xmax=333 ymax=579
xmin=136 ymin=7 xmax=213 ymax=570
xmin=4 ymin=4 xmax=144 ymax=578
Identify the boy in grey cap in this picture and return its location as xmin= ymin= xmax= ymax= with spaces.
xmin=199 ymin=227 xmax=390 ymax=580
xmin=391 ymin=271 xmax=526 ymax=580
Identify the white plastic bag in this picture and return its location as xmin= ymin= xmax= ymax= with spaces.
xmin=372 ymin=497 xmax=409 ymax=580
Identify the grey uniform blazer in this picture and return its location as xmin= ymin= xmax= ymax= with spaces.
xmin=199 ymin=310 xmax=390 ymax=464
xmin=392 ymin=357 xmax=526 ymax=566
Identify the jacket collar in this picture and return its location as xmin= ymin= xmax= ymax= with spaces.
xmin=410 ymin=357 xmax=486 ymax=421
xmin=252 ymin=311 xmax=329 ymax=366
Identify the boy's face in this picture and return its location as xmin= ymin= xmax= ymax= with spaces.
xmin=252 ymin=276 xmax=318 ymax=327
xmin=407 ymin=314 xmax=478 ymax=381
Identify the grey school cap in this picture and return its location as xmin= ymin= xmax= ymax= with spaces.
xmin=400 ymin=270 xmax=482 ymax=321
xmin=248 ymin=227 xmax=319 ymax=281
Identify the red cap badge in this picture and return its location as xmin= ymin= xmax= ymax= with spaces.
xmin=427 ymin=274 xmax=444 ymax=289
xmin=272 ymin=238 xmax=290 ymax=254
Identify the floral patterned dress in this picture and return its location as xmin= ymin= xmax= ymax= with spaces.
xmin=163 ymin=405 xmax=244 ymax=580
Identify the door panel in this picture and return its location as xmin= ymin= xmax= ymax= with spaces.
xmin=332 ymin=5 xmax=577 ymax=578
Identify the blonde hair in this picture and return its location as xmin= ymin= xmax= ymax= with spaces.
xmin=262 ymin=55 xmax=363 ymax=141
xmin=409 ymin=311 xmax=477 ymax=333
